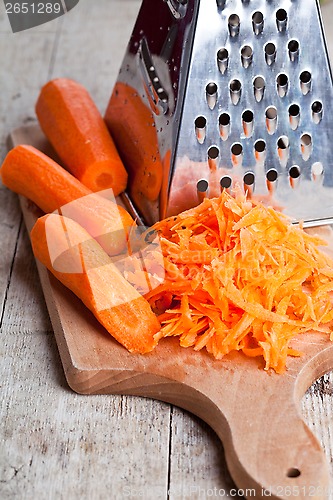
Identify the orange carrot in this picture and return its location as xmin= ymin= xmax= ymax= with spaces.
xmin=0 ymin=144 xmax=135 ymax=256
xmin=123 ymin=191 xmax=333 ymax=373
xmin=30 ymin=214 xmax=160 ymax=354
xmin=105 ymin=82 xmax=163 ymax=208
xmin=36 ymin=78 xmax=128 ymax=195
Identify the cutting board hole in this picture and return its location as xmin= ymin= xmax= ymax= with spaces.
xmin=286 ymin=467 xmax=301 ymax=478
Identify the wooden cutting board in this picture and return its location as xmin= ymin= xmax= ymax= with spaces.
xmin=8 ymin=124 xmax=333 ymax=499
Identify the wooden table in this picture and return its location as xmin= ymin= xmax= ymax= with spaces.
xmin=1 ymin=1 xmax=333 ymax=498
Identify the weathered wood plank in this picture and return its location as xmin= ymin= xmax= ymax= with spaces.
xmin=0 ymin=8 xmax=59 ymax=318
xmin=1 ymin=1 xmax=333 ymax=499
xmin=0 ymin=204 xmax=171 ymax=500
xmin=168 ymin=407 xmax=242 ymax=499
xmin=0 ymin=2 xmax=171 ymax=499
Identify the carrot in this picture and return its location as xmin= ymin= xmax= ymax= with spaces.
xmin=104 ymin=82 xmax=163 ymax=208
xmin=123 ymin=190 xmax=333 ymax=373
xmin=35 ymin=78 xmax=128 ymax=195
xmin=0 ymin=144 xmax=135 ymax=256
xmin=30 ymin=214 xmax=160 ymax=354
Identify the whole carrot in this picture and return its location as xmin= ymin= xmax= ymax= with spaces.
xmin=0 ymin=144 xmax=135 ymax=256
xmin=35 ymin=78 xmax=128 ymax=195
xmin=31 ymin=214 xmax=160 ymax=354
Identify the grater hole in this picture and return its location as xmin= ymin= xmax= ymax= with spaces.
xmin=277 ymin=135 xmax=290 ymax=166
xmin=312 ymin=101 xmax=322 ymax=113
xmin=231 ymin=143 xmax=243 ymax=155
xmin=276 ymin=73 xmax=289 ymax=97
xmin=229 ymin=13 xmax=240 ymax=25
xmin=219 ymin=113 xmax=230 ymax=126
xmin=197 ymin=179 xmax=209 ymax=202
xmin=243 ymin=172 xmax=255 ymax=196
xmin=230 ymin=79 xmax=241 ymax=91
xmin=311 ymin=162 xmax=324 ymax=181
xmin=241 ymin=45 xmax=253 ymax=68
xmin=266 ymin=168 xmax=278 ymax=182
xmin=220 ymin=175 xmax=232 ymax=190
xmin=252 ymin=11 xmax=264 ymax=35
xmin=254 ymin=139 xmax=266 ymax=153
xmin=208 ymin=145 xmax=220 ymax=171
xmin=289 ymin=165 xmax=301 ymax=188
xmin=254 ymin=139 xmax=266 ymax=163
xmin=244 ymin=172 xmax=255 ymax=185
xmin=231 ymin=143 xmax=243 ymax=166
xmin=300 ymin=133 xmax=311 ymax=146
xmin=266 ymin=168 xmax=278 ymax=193
xmin=242 ymin=110 xmax=253 ymax=122
xmin=207 ymin=146 xmax=220 ymax=172
xmin=206 ymin=82 xmax=218 ymax=109
xmin=276 ymin=8 xmax=287 ymax=21
xmin=253 ymin=76 xmax=265 ymax=102
xmin=288 ymin=39 xmax=299 ymax=61
xmin=242 ymin=110 xmax=254 ymax=137
xmin=219 ymin=113 xmax=231 ymax=141
xmin=195 ymin=115 xmax=207 ymax=129
xmin=312 ymin=101 xmax=323 ymax=123
xmin=289 ymin=104 xmax=300 ymax=130
xmin=289 ymin=104 xmax=300 ymax=115
xmin=300 ymin=71 xmax=312 ymax=95
xmin=265 ymin=106 xmax=278 ymax=134
xmin=277 ymin=135 xmax=289 ymax=149
xmin=288 ymin=104 xmax=301 ymax=130
xmin=206 ymin=82 xmax=217 ymax=95
xmin=290 ymin=165 xmax=300 ymax=178
xmin=300 ymin=71 xmax=311 ymax=83
xmin=217 ymin=47 xmax=229 ymax=74
xmin=276 ymin=8 xmax=287 ymax=31
xmin=264 ymin=43 xmax=276 ymax=65
xmin=228 ymin=14 xmax=240 ymax=37
xmin=194 ymin=115 xmax=207 ymax=144
xmin=300 ymin=133 xmax=312 ymax=161
xmin=208 ymin=145 xmax=219 ymax=159
xmin=230 ymin=79 xmax=242 ymax=105
xmin=197 ymin=178 xmax=209 ymax=192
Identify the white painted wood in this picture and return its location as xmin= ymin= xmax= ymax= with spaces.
xmin=1 ymin=1 xmax=333 ymax=499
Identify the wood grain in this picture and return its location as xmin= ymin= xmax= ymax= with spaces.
xmin=2 ymin=1 xmax=333 ymax=499
xmin=0 ymin=4 xmax=172 ymax=500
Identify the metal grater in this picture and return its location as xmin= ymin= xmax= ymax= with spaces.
xmin=105 ymin=0 xmax=333 ymax=227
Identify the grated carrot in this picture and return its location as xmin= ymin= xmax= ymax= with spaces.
xmin=124 ymin=191 xmax=333 ymax=373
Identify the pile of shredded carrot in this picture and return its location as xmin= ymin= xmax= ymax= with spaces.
xmin=123 ymin=191 xmax=333 ymax=373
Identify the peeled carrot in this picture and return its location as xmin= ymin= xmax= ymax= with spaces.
xmin=30 ymin=214 xmax=160 ymax=354
xmin=35 ymin=78 xmax=128 ymax=195
xmin=105 ymin=82 xmax=163 ymax=207
xmin=123 ymin=190 xmax=333 ymax=373
xmin=0 ymin=144 xmax=135 ymax=256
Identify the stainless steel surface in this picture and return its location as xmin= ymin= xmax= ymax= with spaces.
xmin=105 ymin=0 xmax=199 ymax=225
xmin=106 ymin=0 xmax=333 ymax=226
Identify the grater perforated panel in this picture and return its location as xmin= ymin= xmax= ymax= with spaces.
xmin=105 ymin=0 xmax=333 ymax=226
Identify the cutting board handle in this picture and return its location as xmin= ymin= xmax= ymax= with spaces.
xmin=216 ymin=391 xmax=329 ymax=499
xmin=140 ymin=344 xmax=332 ymax=500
